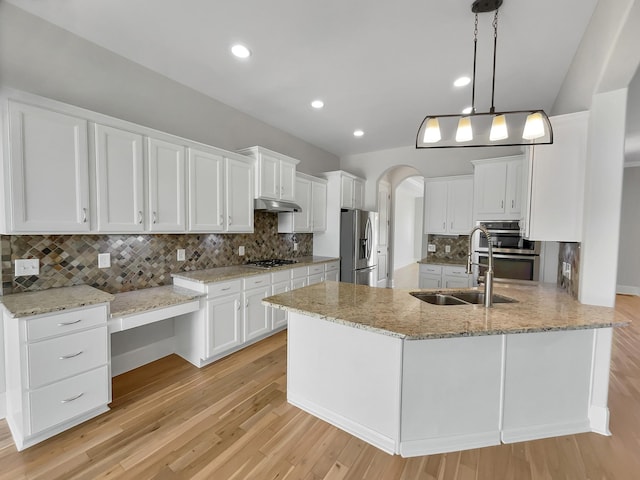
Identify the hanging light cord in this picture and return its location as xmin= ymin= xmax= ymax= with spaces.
xmin=471 ymin=13 xmax=478 ymax=114
xmin=490 ymin=9 xmax=499 ymax=114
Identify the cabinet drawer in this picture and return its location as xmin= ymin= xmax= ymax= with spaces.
xmin=444 ymin=266 xmax=469 ymax=277
xmin=308 ymin=264 xmax=324 ymax=275
xmin=28 ymin=327 xmax=108 ymax=389
xmin=324 ymin=261 xmax=340 ymax=272
xmin=308 ymin=273 xmax=324 ymax=285
xmin=271 ymin=269 xmax=291 ymax=284
xmin=206 ymin=279 xmax=241 ymax=298
xmin=27 ymin=305 xmax=107 ymax=342
xmin=243 ymin=274 xmax=271 ymax=290
xmin=291 ymin=266 xmax=308 ymax=279
xmin=28 ymin=366 xmax=109 ymax=435
xmin=419 ymin=264 xmax=442 ymax=275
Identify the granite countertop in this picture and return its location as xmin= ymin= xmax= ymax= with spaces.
xmin=171 ymin=256 xmax=339 ymax=284
xmin=110 ymin=285 xmax=203 ymax=318
xmin=417 ymin=257 xmax=467 ymax=266
xmin=0 ymin=285 xmax=115 ymax=318
xmin=262 ymin=282 xmax=628 ymax=340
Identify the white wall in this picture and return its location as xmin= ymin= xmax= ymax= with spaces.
xmin=616 ymin=166 xmax=640 ymax=294
xmin=0 ymin=3 xmax=339 ymax=175
xmin=414 ymin=198 xmax=424 ymax=261
xmin=393 ymin=179 xmax=423 ymax=270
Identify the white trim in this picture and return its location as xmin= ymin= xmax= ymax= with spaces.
xmin=0 ymin=393 xmax=5 ymax=419
xmin=111 ymin=337 xmax=175 ymax=377
xmin=616 ymin=284 xmax=640 ymax=295
xmin=624 ymin=161 xmax=640 ymax=168
xmin=589 ymin=405 xmax=612 ymax=435
xmin=501 ymin=420 xmax=591 ymax=444
xmin=288 ymin=393 xmax=397 ymax=455
xmin=400 ymin=431 xmax=500 ymax=457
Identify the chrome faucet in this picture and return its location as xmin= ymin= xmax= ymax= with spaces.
xmin=467 ymin=226 xmax=494 ymax=307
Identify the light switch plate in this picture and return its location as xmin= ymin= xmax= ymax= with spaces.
xmin=15 ymin=258 xmax=39 ymax=277
xmin=445 ymin=245 xmax=451 ymax=253
xmin=98 ymin=253 xmax=111 ymax=269
xmin=293 ymin=242 xmax=298 ymax=251
xmin=238 ymin=246 xmax=245 ymax=256
xmin=177 ymin=249 xmax=186 ymax=261
xmin=427 ymin=244 xmax=436 ymax=252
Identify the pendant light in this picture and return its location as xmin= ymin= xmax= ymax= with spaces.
xmin=416 ymin=0 xmax=553 ymax=148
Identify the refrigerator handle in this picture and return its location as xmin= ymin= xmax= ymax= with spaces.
xmin=365 ymin=217 xmax=372 ymax=260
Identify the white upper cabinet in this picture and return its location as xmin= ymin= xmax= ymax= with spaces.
xmin=278 ymin=173 xmax=327 ymax=233
xmin=472 ymin=156 xmax=524 ymax=221
xmin=292 ymin=176 xmax=312 ymax=232
xmin=237 ymin=146 xmax=299 ymax=201
xmin=353 ymin=178 xmax=365 ymax=210
xmin=6 ymin=101 xmax=90 ymax=233
xmin=187 ymin=148 xmax=224 ymax=233
xmin=311 ymin=179 xmax=327 ymax=232
xmin=423 ymin=176 xmax=473 ymax=235
xmin=327 ymin=171 xmax=366 ymax=210
xmin=226 ymin=156 xmax=254 ymax=232
xmin=521 ymin=112 xmax=588 ymax=241
xmin=146 ymin=138 xmax=186 ymax=232
xmin=94 ymin=124 xmax=144 ymax=232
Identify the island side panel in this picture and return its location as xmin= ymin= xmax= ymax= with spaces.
xmin=501 ymin=329 xmax=595 ymax=443
xmin=287 ymin=312 xmax=403 ymax=455
xmin=588 ymin=327 xmax=613 ymax=435
xmin=399 ymin=335 xmax=503 ymax=457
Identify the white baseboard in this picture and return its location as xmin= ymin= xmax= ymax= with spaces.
xmin=589 ymin=405 xmax=612 ymax=435
xmin=288 ymin=393 xmax=397 ymax=455
xmin=400 ymin=431 xmax=501 ymax=457
xmin=616 ymin=285 xmax=640 ymax=296
xmin=0 ymin=393 xmax=5 ymax=419
xmin=501 ymin=419 xmax=591 ymax=444
xmin=111 ymin=337 xmax=175 ymax=377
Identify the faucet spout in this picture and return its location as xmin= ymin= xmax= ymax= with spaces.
xmin=467 ymin=226 xmax=494 ymax=307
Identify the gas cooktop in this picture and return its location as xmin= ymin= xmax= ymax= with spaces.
xmin=245 ymin=259 xmax=298 ymax=269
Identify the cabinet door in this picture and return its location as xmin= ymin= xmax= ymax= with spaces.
xmin=353 ymin=179 xmax=365 ymax=209
xmin=291 ymin=277 xmax=307 ymax=290
xmin=272 ymin=281 xmax=290 ymax=329
xmin=147 ymin=138 xmax=186 ymax=232
xmin=443 ymin=276 xmax=471 ymax=289
xmin=187 ymin=148 xmax=224 ymax=232
xmin=474 ymin=162 xmax=508 ymax=217
xmin=244 ymin=286 xmax=271 ymax=342
xmin=279 ymin=160 xmax=297 ymax=201
xmin=311 ymin=181 xmax=327 ymax=232
xmin=206 ymin=294 xmax=242 ymax=358
xmin=447 ymin=178 xmax=474 ymax=234
xmin=8 ymin=102 xmax=90 ymax=232
xmin=419 ymin=274 xmax=441 ymax=289
xmin=340 ymin=175 xmax=354 ymax=209
xmin=258 ymin=153 xmax=279 ymax=199
xmin=293 ymin=176 xmax=311 ymax=232
xmin=506 ymin=159 xmax=523 ymax=216
xmin=423 ymin=181 xmax=448 ymax=234
xmin=94 ymin=124 xmax=144 ymax=232
xmin=325 ymin=270 xmax=339 ymax=282
xmin=226 ymin=157 xmax=254 ymax=232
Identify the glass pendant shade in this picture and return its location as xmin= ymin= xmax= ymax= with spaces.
xmin=522 ymin=112 xmax=545 ymax=140
xmin=456 ymin=117 xmax=473 ymax=142
xmin=489 ymin=114 xmax=508 ymax=141
xmin=422 ymin=118 xmax=442 ymax=143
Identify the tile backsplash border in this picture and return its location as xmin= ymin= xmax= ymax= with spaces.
xmin=1 ymin=212 xmax=312 ymax=295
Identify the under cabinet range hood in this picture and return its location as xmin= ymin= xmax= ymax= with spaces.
xmin=254 ymin=198 xmax=302 ymax=212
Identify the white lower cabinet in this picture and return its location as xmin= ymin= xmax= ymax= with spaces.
xmin=419 ymin=264 xmax=471 ymax=289
xmin=3 ymin=304 xmax=110 ymax=451
xmin=243 ymin=281 xmax=272 ymax=342
xmin=205 ymin=292 xmax=242 ymax=358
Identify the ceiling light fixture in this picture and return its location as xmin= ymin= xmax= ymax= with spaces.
xmin=454 ymin=76 xmax=471 ymax=87
xmin=311 ymin=100 xmax=324 ymax=109
xmin=416 ymin=0 xmax=553 ymax=148
xmin=231 ymin=44 xmax=251 ymax=59
xmin=353 ymin=130 xmax=364 ymax=137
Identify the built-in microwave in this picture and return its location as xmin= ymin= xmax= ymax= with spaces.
xmin=475 ymin=221 xmax=540 ymax=283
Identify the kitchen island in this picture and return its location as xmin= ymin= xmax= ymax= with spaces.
xmin=263 ymin=282 xmax=627 ymax=457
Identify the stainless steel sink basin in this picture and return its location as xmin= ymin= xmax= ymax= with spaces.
xmin=410 ymin=290 xmax=517 ymax=306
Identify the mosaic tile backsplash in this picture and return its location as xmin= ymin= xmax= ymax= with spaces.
xmin=558 ymin=242 xmax=580 ymax=299
xmin=423 ymin=235 xmax=470 ymax=262
xmin=1 ymin=212 xmax=312 ymax=295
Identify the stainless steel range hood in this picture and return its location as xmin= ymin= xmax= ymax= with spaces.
xmin=254 ymin=198 xmax=302 ymax=213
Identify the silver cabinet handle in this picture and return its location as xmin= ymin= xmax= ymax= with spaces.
xmin=511 ymin=199 xmax=515 ymax=208
xmin=59 ymin=351 xmax=83 ymax=360
xmin=221 ymin=286 xmax=231 ymax=291
xmin=138 ymin=211 xmax=143 ymax=224
xmin=61 ymin=392 xmax=84 ymax=403
xmin=152 ymin=211 xmax=157 ymax=224
xmin=58 ymin=319 xmax=82 ymax=326
xmin=82 ymin=208 xmax=87 ymax=223
xmin=500 ymin=200 xmax=504 ymax=209
xmin=254 ymin=280 xmax=263 ymax=284
xmin=245 ymin=299 xmax=249 ymax=308
xmin=228 ymin=215 xmax=232 ymax=226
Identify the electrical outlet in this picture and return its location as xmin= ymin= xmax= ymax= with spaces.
xmin=177 ymin=249 xmax=186 ymax=261
xmin=15 ymin=258 xmax=39 ymax=277
xmin=445 ymin=245 xmax=451 ymax=253
xmin=293 ymin=242 xmax=299 ymax=251
xmin=98 ymin=253 xmax=111 ymax=269
xmin=427 ymin=244 xmax=436 ymax=252
xmin=238 ymin=246 xmax=245 ymax=256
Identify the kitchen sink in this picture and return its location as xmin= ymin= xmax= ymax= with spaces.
xmin=410 ymin=290 xmax=517 ymax=306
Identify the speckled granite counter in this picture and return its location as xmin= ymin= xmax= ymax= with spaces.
xmin=263 ymin=282 xmax=627 ymax=340
xmin=171 ymin=256 xmax=339 ymax=284
xmin=110 ymin=285 xmax=203 ymax=318
xmin=417 ymin=257 xmax=467 ymax=266
xmin=0 ymin=285 xmax=115 ymax=318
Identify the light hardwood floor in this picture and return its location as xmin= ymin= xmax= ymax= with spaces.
xmin=1 ymin=295 xmax=639 ymax=479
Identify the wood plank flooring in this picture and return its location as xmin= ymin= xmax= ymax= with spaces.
xmin=1 ymin=294 xmax=639 ymax=479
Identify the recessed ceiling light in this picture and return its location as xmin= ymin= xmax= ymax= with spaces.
xmin=231 ymin=44 xmax=251 ymax=59
xmin=462 ymin=106 xmax=473 ymax=114
xmin=353 ymin=130 xmax=364 ymax=137
xmin=311 ymin=100 xmax=324 ymax=109
xmin=454 ymin=76 xmax=471 ymax=87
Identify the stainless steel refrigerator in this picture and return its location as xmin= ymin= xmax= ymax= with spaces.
xmin=340 ymin=209 xmax=378 ymax=286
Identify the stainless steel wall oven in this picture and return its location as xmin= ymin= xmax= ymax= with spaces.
xmin=474 ymin=221 xmax=540 ymax=283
